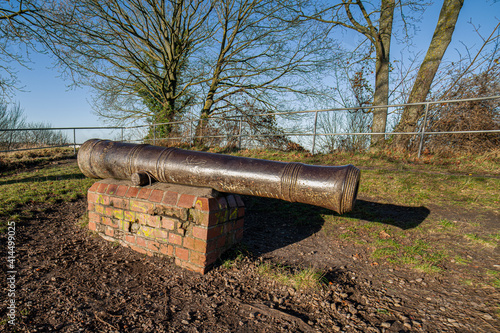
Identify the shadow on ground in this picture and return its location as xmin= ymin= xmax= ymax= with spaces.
xmin=239 ymin=196 xmax=429 ymax=258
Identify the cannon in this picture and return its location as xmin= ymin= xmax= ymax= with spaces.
xmin=77 ymin=139 xmax=360 ymax=214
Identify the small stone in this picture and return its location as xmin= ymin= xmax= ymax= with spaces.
xmin=416 ymin=278 xmax=423 ymax=283
xmin=381 ymin=322 xmax=391 ymax=328
xmin=181 ymin=320 xmax=189 ymax=325
xmin=339 ymin=293 xmax=348 ymax=299
xmin=483 ymin=314 xmax=493 ymax=320
xmin=331 ymin=325 xmax=341 ymax=332
xmin=404 ymin=322 xmax=412 ymax=329
xmin=249 ymin=312 xmax=256 ymax=318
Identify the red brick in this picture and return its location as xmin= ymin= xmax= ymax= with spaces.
xmin=103 ymin=217 xmax=119 ymax=228
xmin=137 ymin=188 xmax=152 ymax=200
xmin=207 ymin=226 xmax=223 ymax=240
xmin=175 ymin=247 xmax=189 ymax=261
xmin=216 ymin=235 xmax=227 ymax=249
xmin=138 ymin=225 xmax=154 ymax=238
xmin=190 ymin=251 xmax=218 ymax=267
xmin=119 ymin=220 xmax=130 ymax=232
xmin=136 ymin=213 xmax=147 ymax=225
xmin=125 ymin=187 xmax=140 ymax=198
xmin=207 ymin=240 xmax=217 ymax=253
xmin=104 ymin=227 xmax=115 ymax=237
xmin=147 ymin=215 xmax=161 ymax=228
xmin=228 ymin=208 xmax=238 ymax=220
xmin=100 ymin=194 xmax=111 ymax=205
xmin=129 ymin=244 xmax=148 ymax=255
xmin=106 ymin=184 xmax=118 ymax=195
xmin=87 ymin=192 xmax=97 ymax=203
xmin=154 ymin=229 xmax=168 ymax=241
xmin=235 ymin=218 xmax=244 ymax=230
xmin=124 ymin=234 xmax=136 ymax=244
xmin=88 ymin=220 xmax=97 ymax=231
xmin=147 ymin=240 xmax=160 ymax=252
xmin=160 ymin=244 xmax=174 ymax=256
xmin=226 ymin=195 xmax=237 ymax=208
xmin=89 ymin=182 xmax=100 ymax=193
xmin=169 ymin=233 xmax=182 ymax=245
xmin=178 ymin=194 xmax=196 ymax=208
xmin=97 ymin=183 xmax=109 ymax=193
xmin=149 ymin=189 xmax=164 ymax=203
xmin=110 ymin=197 xmax=129 ymax=209
xmin=235 ymin=195 xmax=245 ymax=207
xmin=217 ymin=197 xmax=228 ymax=210
xmin=161 ymin=217 xmax=176 ymax=230
xmin=183 ymin=237 xmax=208 ymax=252
xmin=183 ymin=236 xmax=195 ymax=250
xmin=136 ymin=236 xmax=147 ymax=248
xmin=215 ymin=210 xmax=228 ymax=223
xmin=162 ymin=191 xmax=179 ymax=206
xmin=111 ymin=208 xmax=124 ymax=220
xmin=123 ymin=210 xmax=135 ymax=222
xmin=89 ymin=193 xmax=110 ymax=205
xmin=238 ymin=207 xmax=245 ymax=218
xmin=130 ymin=200 xmax=154 ymax=214
xmin=115 ymin=185 xmax=129 ymax=197
xmin=88 ymin=211 xmax=100 ymax=223
xmin=176 ymin=259 xmax=207 ymax=274
xmin=194 ymin=197 xmax=219 ymax=212
xmin=94 ymin=204 xmax=105 ymax=215
xmin=192 ymin=225 xmax=208 ymax=240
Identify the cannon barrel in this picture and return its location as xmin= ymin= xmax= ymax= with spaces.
xmin=77 ymin=139 xmax=360 ymax=214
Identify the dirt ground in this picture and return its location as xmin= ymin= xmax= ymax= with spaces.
xmin=1 ymin=191 xmax=499 ymax=332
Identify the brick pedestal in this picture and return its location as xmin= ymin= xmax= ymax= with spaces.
xmin=86 ymin=179 xmax=244 ymax=274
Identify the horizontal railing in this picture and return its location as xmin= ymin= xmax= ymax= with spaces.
xmin=0 ymin=95 xmax=498 ymax=157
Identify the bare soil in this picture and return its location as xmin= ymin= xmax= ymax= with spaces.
xmin=1 ymin=189 xmax=499 ymax=332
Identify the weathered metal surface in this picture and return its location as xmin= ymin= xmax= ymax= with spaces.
xmin=78 ymin=139 xmax=360 ymax=214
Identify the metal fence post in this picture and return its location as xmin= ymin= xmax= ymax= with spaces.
xmin=73 ymin=128 xmax=76 ymax=155
xmin=121 ymin=127 xmax=124 ymax=142
xmin=311 ymin=111 xmax=319 ymax=154
xmin=238 ymin=117 xmax=243 ymax=149
xmin=418 ymin=102 xmax=430 ymax=158
xmin=153 ymin=123 xmax=156 ymax=145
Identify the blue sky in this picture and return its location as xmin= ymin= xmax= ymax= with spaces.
xmin=8 ymin=0 xmax=500 ymax=131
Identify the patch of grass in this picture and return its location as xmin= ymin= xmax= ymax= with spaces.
xmin=257 ymin=262 xmax=326 ymax=291
xmin=461 ymin=279 xmax=474 ymax=286
xmin=465 ymin=233 xmax=497 ymax=247
xmin=452 ymin=255 xmax=471 ymax=265
xmin=438 ymin=219 xmax=457 ymax=230
xmin=0 ymin=157 xmax=94 ymax=232
xmin=371 ymin=239 xmax=447 ymax=272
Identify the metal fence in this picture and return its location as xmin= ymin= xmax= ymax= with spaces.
xmin=0 ymin=95 xmax=499 ymax=157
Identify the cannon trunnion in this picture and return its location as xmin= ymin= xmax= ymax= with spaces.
xmin=78 ymin=139 xmax=360 ymax=214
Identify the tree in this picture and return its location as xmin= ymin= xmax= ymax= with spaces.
xmin=36 ymin=0 xmax=216 ymax=133
xmin=0 ymin=0 xmax=39 ymax=97
xmin=193 ymin=0 xmax=330 ymax=143
xmin=394 ymin=0 xmax=464 ymax=148
xmin=292 ymin=0 xmax=406 ymax=145
xmin=35 ymin=0 xmax=330 ymax=142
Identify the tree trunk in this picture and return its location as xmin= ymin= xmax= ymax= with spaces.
xmin=369 ymin=0 xmax=395 ymax=147
xmin=193 ymin=98 xmax=213 ymax=146
xmin=394 ymin=0 xmax=464 ymax=148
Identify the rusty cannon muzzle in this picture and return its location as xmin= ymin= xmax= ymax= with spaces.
xmin=77 ymin=139 xmax=360 ymax=214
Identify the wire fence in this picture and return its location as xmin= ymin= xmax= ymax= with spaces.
xmin=0 ymin=95 xmax=499 ymax=157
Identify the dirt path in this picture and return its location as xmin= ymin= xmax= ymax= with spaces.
xmin=1 ymin=198 xmax=499 ymax=332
